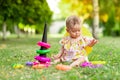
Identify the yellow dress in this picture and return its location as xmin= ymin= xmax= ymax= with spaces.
xmin=60 ymin=35 xmax=92 ymax=61
xmin=61 ymin=26 xmax=106 ymax=64
xmin=64 ymin=26 xmax=93 ymax=55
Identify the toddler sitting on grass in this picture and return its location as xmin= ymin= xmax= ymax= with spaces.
xmin=52 ymin=15 xmax=97 ymax=67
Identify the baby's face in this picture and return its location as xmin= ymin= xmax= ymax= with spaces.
xmin=67 ymin=24 xmax=81 ymax=39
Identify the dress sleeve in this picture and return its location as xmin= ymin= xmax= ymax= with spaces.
xmin=83 ymin=37 xmax=93 ymax=55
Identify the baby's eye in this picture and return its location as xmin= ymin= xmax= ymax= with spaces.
xmin=72 ymin=30 xmax=76 ymax=32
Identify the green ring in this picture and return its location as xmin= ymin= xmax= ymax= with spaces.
xmin=36 ymin=49 xmax=50 ymax=54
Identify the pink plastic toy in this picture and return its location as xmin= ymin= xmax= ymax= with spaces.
xmin=33 ymin=61 xmax=50 ymax=67
xmin=34 ymin=56 xmax=51 ymax=63
xmin=33 ymin=61 xmax=39 ymax=65
xmin=37 ymin=41 xmax=50 ymax=48
xmin=81 ymin=61 xmax=104 ymax=68
xmin=80 ymin=62 xmax=92 ymax=67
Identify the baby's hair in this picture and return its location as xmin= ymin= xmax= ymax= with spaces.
xmin=66 ymin=15 xmax=81 ymax=28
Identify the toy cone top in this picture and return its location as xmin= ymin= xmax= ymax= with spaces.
xmin=40 ymin=22 xmax=47 ymax=50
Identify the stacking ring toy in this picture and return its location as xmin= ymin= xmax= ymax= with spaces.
xmin=36 ymin=49 xmax=50 ymax=54
xmin=34 ymin=56 xmax=51 ymax=62
xmin=40 ymin=62 xmax=51 ymax=67
xmin=37 ymin=41 xmax=50 ymax=48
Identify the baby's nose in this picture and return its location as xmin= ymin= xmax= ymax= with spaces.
xmin=76 ymin=31 xmax=79 ymax=34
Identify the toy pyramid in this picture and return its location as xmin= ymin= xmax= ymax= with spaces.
xmin=34 ymin=22 xmax=51 ymax=67
xmin=26 ymin=22 xmax=51 ymax=69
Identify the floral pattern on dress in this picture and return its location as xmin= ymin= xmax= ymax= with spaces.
xmin=59 ymin=36 xmax=88 ymax=61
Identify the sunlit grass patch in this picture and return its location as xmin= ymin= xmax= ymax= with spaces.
xmin=0 ymin=36 xmax=120 ymax=80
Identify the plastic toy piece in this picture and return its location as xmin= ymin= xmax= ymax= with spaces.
xmin=89 ymin=64 xmax=103 ymax=68
xmin=40 ymin=22 xmax=47 ymax=50
xmin=32 ymin=64 xmax=46 ymax=69
xmin=34 ymin=56 xmax=51 ymax=63
xmin=37 ymin=41 xmax=50 ymax=48
xmin=81 ymin=61 xmax=105 ymax=68
xmin=56 ymin=64 xmax=72 ymax=71
xmin=33 ymin=61 xmax=39 ymax=65
xmin=91 ymin=61 xmax=106 ymax=65
xmin=80 ymin=62 xmax=92 ymax=67
xmin=26 ymin=62 xmax=33 ymax=66
xmin=13 ymin=64 xmax=24 ymax=69
xmin=32 ymin=22 xmax=51 ymax=68
xmin=36 ymin=49 xmax=50 ymax=54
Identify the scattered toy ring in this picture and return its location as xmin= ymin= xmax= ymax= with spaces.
xmin=37 ymin=41 xmax=50 ymax=48
xmin=89 ymin=64 xmax=103 ymax=68
xmin=26 ymin=62 xmax=33 ymax=66
xmin=55 ymin=64 xmax=72 ymax=71
xmin=91 ymin=61 xmax=106 ymax=65
xmin=80 ymin=62 xmax=92 ymax=67
xmin=13 ymin=64 xmax=24 ymax=69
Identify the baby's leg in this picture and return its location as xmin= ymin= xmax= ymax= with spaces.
xmin=70 ymin=56 xmax=86 ymax=67
xmin=53 ymin=58 xmax=61 ymax=64
xmin=85 ymin=56 xmax=89 ymax=62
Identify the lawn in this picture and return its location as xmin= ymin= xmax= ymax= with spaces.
xmin=0 ymin=35 xmax=120 ymax=80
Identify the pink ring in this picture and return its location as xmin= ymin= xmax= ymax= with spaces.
xmin=34 ymin=56 xmax=51 ymax=63
xmin=37 ymin=41 xmax=50 ymax=48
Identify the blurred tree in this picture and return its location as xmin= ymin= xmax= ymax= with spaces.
xmin=99 ymin=0 xmax=120 ymax=36
xmin=0 ymin=0 xmax=53 ymax=40
xmin=92 ymin=0 xmax=99 ymax=39
xmin=59 ymin=0 xmax=93 ymax=20
xmin=59 ymin=0 xmax=99 ymax=38
xmin=59 ymin=0 xmax=120 ymax=36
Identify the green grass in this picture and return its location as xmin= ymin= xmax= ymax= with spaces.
xmin=0 ymin=35 xmax=120 ymax=80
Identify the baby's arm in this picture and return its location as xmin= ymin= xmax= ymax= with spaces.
xmin=53 ymin=46 xmax=64 ymax=59
xmin=83 ymin=37 xmax=98 ymax=47
xmin=83 ymin=37 xmax=98 ymax=55
xmin=87 ymin=39 xmax=98 ymax=47
xmin=52 ymin=46 xmax=65 ymax=63
xmin=52 ymin=37 xmax=68 ymax=63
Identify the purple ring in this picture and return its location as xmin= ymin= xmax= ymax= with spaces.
xmin=26 ymin=62 xmax=33 ymax=66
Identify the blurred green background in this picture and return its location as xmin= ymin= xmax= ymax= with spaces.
xmin=0 ymin=0 xmax=120 ymax=40
xmin=0 ymin=0 xmax=120 ymax=80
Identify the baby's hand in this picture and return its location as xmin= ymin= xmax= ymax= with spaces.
xmin=88 ymin=39 xmax=98 ymax=47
